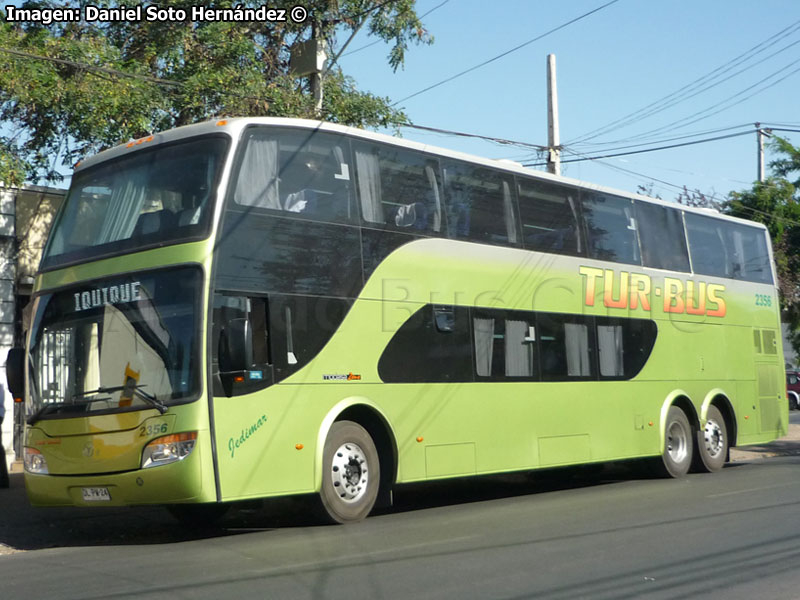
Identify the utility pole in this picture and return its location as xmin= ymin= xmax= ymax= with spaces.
xmin=310 ymin=20 xmax=323 ymax=117
xmin=756 ymin=122 xmax=772 ymax=182
xmin=546 ymin=54 xmax=561 ymax=176
xmin=289 ymin=24 xmax=327 ymax=118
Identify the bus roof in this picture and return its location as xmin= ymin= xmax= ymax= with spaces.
xmin=76 ymin=116 xmax=767 ymax=232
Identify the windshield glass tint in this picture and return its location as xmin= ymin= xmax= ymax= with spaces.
xmin=27 ymin=267 xmax=201 ymax=419
xmin=42 ymin=136 xmax=229 ymax=269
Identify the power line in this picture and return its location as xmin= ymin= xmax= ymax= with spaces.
xmin=573 ymin=59 xmax=800 ymax=149
xmin=568 ymin=18 xmax=800 ymax=145
xmin=763 ymin=121 xmax=800 ymax=128
xmin=564 ymin=123 xmax=757 ymax=155
xmin=401 ymin=122 xmax=548 ymax=150
xmin=500 ymin=122 xmax=758 ymax=164
xmin=561 ymin=147 xmax=800 ymax=229
xmin=561 ymin=147 xmax=720 ymax=201
xmin=392 ymin=0 xmax=621 ymax=106
xmin=399 ymin=122 xmax=772 ymax=175
xmin=0 ymin=46 xmax=181 ymax=87
xmin=525 ymin=130 xmax=754 ymax=167
xmin=573 ymin=36 xmax=800 ymax=147
xmin=615 ymin=60 xmax=800 ymax=142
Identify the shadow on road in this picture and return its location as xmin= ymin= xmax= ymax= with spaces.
xmin=0 ymin=463 xmax=645 ymax=552
xmin=3 ymin=430 xmax=799 ymax=553
xmin=0 ymin=473 xmax=328 ymax=552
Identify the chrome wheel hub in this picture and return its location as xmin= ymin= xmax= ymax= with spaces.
xmin=666 ymin=421 xmax=689 ymax=463
xmin=330 ymin=442 xmax=369 ymax=503
xmin=703 ymin=419 xmax=725 ymax=458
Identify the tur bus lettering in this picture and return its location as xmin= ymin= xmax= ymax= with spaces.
xmin=580 ymin=267 xmax=726 ymax=318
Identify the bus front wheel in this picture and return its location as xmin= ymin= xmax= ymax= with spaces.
xmin=693 ymin=405 xmax=728 ymax=473
xmin=658 ymin=406 xmax=693 ymax=478
xmin=319 ymin=420 xmax=380 ymax=524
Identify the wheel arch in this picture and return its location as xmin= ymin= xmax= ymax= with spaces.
xmin=315 ymin=397 xmax=398 ymax=504
xmin=660 ymin=390 xmax=699 ymax=447
xmin=701 ymin=389 xmax=738 ymax=449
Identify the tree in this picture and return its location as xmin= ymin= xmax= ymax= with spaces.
xmin=727 ymin=137 xmax=800 ymax=362
xmin=0 ymin=0 xmax=431 ymax=186
xmin=675 ymin=185 xmax=717 ymax=209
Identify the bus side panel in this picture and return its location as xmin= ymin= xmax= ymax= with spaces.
xmin=213 ymin=388 xmax=317 ymax=500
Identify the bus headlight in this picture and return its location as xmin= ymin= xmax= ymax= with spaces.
xmin=141 ymin=432 xmax=197 ymax=469
xmin=24 ymin=447 xmax=49 ymax=474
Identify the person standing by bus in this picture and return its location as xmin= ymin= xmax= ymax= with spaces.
xmin=0 ymin=385 xmax=8 ymax=488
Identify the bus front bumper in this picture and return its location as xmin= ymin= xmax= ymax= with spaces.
xmin=24 ymin=449 xmax=214 ymax=507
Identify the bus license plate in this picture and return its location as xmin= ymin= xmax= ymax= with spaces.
xmin=82 ymin=487 xmax=111 ymax=502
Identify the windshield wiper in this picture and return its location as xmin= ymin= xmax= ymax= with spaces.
xmin=26 ymin=403 xmax=67 ymax=425
xmin=27 ymin=385 xmax=167 ymax=425
xmin=73 ymin=384 xmax=167 ymax=413
xmin=27 ymin=398 xmax=115 ymax=425
xmin=129 ymin=387 xmax=168 ymax=414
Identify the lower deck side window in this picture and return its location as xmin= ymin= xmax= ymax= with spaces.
xmin=379 ymin=305 xmax=657 ymax=383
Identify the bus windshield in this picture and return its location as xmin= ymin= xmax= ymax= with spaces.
xmin=41 ymin=135 xmax=229 ymax=270
xmin=27 ymin=267 xmax=202 ymax=421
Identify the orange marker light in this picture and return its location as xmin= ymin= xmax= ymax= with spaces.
xmin=416 ymin=436 xmax=424 ymax=443
xmin=295 ymin=444 xmax=304 ymax=450
xmin=233 ymin=375 xmax=244 ymax=383
xmin=148 ymin=431 xmax=197 ymax=445
xmin=216 ymin=119 xmax=228 ymax=126
xmin=648 ymin=421 xmax=654 ymax=427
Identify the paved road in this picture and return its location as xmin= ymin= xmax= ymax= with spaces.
xmin=2 ymin=432 xmax=800 ymax=599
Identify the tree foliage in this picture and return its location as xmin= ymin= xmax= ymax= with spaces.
xmin=0 ymin=0 xmax=431 ymax=185
xmin=675 ymin=186 xmax=716 ymax=209
xmin=727 ymin=136 xmax=800 ymax=362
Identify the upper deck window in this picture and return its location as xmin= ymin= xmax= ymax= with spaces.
xmin=42 ymin=136 xmax=229 ymax=270
xmin=353 ymin=141 xmax=442 ymax=234
xmin=685 ymin=212 xmax=773 ymax=283
xmin=517 ymin=178 xmax=583 ymax=256
xmin=232 ymin=127 xmax=354 ymax=224
xmin=442 ymin=160 xmax=518 ymax=246
xmin=635 ymin=201 xmax=690 ymax=272
xmin=582 ymin=192 xmax=641 ymax=265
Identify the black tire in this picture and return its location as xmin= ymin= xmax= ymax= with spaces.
xmin=319 ymin=420 xmax=380 ymax=524
xmin=693 ymin=405 xmax=728 ymax=473
xmin=657 ymin=406 xmax=693 ymax=478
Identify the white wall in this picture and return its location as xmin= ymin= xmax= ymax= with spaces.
xmin=0 ymin=187 xmax=13 ymax=469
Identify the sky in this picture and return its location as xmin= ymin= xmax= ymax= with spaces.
xmin=336 ymin=0 xmax=800 ymax=205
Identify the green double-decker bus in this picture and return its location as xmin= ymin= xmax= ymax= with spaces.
xmin=9 ymin=117 xmax=786 ymax=523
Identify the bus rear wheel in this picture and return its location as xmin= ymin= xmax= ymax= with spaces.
xmin=658 ymin=406 xmax=693 ymax=478
xmin=319 ymin=420 xmax=380 ymax=524
xmin=693 ymin=405 xmax=728 ymax=473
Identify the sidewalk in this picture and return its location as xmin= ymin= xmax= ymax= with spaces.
xmin=729 ymin=422 xmax=800 ymax=461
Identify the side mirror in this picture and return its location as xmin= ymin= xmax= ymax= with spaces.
xmin=219 ymin=318 xmax=253 ymax=373
xmin=6 ymin=347 xmax=25 ymax=402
